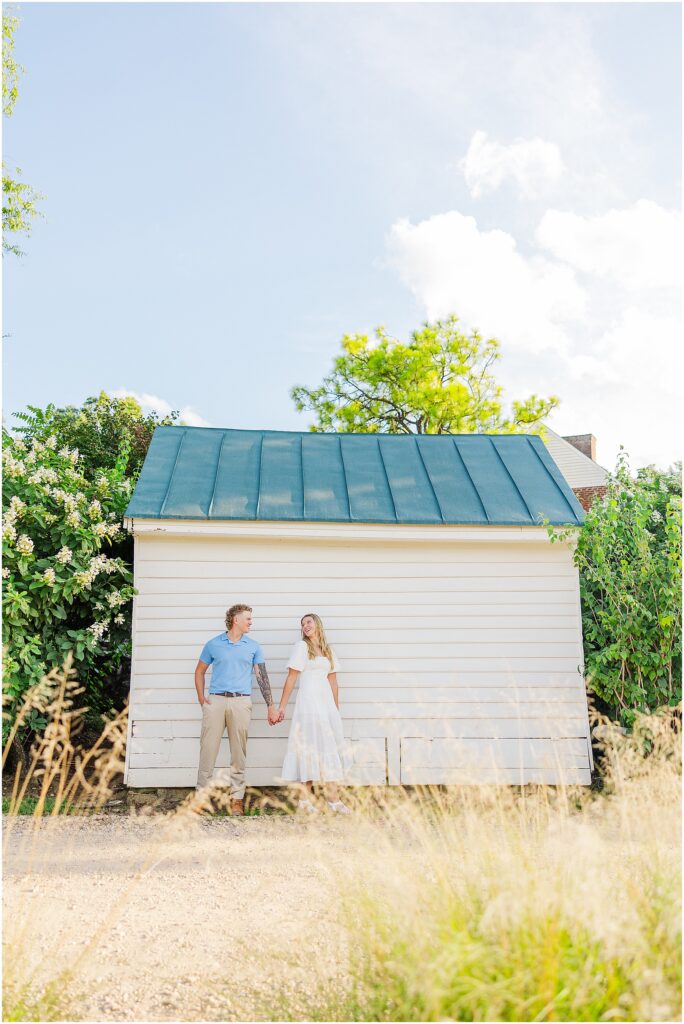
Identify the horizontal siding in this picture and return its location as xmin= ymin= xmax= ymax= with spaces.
xmin=401 ymin=737 xmax=587 ymax=770
xmin=136 ymin=577 xmax=578 ymax=595
xmin=131 ymin=686 xmax=584 ymax=705
xmin=127 ymin=764 xmax=387 ymax=787
xmin=135 ymin=538 xmax=572 ymax=563
xmin=130 ymin=702 xmax=587 ymax=721
xmin=132 ymin=718 xmax=589 ymax=740
xmin=127 ymin=672 xmax=585 ymax=689
xmin=126 ymin=534 xmax=590 ymax=786
xmin=400 ymin=767 xmax=592 ymax=785
xmin=129 ymin=736 xmax=385 ymax=770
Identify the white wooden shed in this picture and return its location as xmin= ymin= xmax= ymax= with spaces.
xmin=123 ymin=427 xmax=593 ymax=788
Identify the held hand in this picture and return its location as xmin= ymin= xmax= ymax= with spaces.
xmin=267 ymin=705 xmax=279 ymax=726
xmin=277 ymin=708 xmax=285 ymax=723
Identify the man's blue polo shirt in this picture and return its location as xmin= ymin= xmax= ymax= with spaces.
xmin=199 ymin=633 xmax=265 ymax=695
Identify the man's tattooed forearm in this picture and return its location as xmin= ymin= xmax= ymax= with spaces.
xmin=255 ymin=663 xmax=273 ymax=706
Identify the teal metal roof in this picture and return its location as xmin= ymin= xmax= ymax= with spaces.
xmin=125 ymin=427 xmax=585 ymax=526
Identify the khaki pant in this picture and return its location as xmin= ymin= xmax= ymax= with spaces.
xmin=196 ymin=695 xmax=252 ymax=798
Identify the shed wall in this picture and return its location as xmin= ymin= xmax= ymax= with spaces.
xmin=125 ymin=531 xmax=592 ymax=786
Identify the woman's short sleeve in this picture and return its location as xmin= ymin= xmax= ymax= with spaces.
xmin=329 ymin=649 xmax=341 ymax=673
xmin=287 ymin=640 xmax=308 ymax=672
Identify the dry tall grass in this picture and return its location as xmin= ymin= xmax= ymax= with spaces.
xmin=3 ymin=666 xmax=681 ymax=1023
xmin=265 ymin=707 xmax=681 ymax=1022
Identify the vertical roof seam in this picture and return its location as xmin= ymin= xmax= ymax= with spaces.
xmin=206 ymin=432 xmax=227 ymax=519
xmin=451 ymin=438 xmax=490 ymax=522
xmin=487 ymin=436 xmax=535 ymax=523
xmin=525 ymin=436 xmax=582 ymax=524
xmin=158 ymin=429 xmax=187 ymax=517
xmin=298 ymin=433 xmax=305 ymax=519
xmin=255 ymin=434 xmax=265 ymax=519
xmin=376 ymin=438 xmax=398 ymax=522
xmin=337 ymin=436 xmax=352 ymax=521
xmin=414 ymin=436 xmax=445 ymax=523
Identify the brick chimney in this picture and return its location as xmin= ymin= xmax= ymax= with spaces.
xmin=562 ymin=433 xmax=597 ymax=461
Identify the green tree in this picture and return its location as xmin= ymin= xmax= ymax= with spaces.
xmin=291 ymin=315 xmax=559 ymax=434
xmin=13 ymin=392 xmax=179 ymax=481
xmin=548 ymin=452 xmax=682 ymax=725
xmin=3 ymin=13 xmax=43 ymax=257
xmin=2 ymin=431 xmax=136 ymax=746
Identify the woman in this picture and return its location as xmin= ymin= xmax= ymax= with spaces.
xmin=278 ymin=613 xmax=351 ymax=814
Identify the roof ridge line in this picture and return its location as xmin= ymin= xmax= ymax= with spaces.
xmin=525 ymin=435 xmax=583 ymax=524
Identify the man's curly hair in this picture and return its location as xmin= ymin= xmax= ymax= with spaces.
xmin=226 ymin=604 xmax=252 ymax=630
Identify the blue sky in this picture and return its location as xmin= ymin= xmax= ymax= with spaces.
xmin=3 ymin=2 xmax=681 ymax=469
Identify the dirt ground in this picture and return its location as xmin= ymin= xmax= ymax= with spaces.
xmin=3 ymin=812 xmax=354 ymax=1022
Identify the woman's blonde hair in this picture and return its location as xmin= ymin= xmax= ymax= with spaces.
xmin=301 ymin=613 xmax=335 ymax=669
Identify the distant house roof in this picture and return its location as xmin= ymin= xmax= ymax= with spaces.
xmin=125 ymin=427 xmax=585 ymax=527
xmin=542 ymin=427 xmax=608 ymax=489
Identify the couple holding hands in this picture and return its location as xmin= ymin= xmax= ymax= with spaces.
xmin=194 ymin=603 xmax=350 ymax=815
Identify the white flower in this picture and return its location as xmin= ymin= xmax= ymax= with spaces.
xmin=92 ymin=522 xmax=108 ymax=537
xmin=74 ymin=571 xmax=93 ymax=590
xmin=66 ymin=512 xmax=80 ymax=528
xmin=88 ymin=621 xmax=108 ymax=640
xmin=3 ymin=523 xmax=17 ymax=543
xmin=2 ymin=456 xmax=26 ymax=478
xmin=13 ymin=439 xmax=26 ymax=452
xmin=56 ymin=546 xmax=72 ymax=564
xmin=114 ymin=613 xmax=125 ymax=625
xmin=42 ymin=567 xmax=56 ymax=585
xmin=16 ymin=535 xmax=34 ymax=556
xmin=88 ymin=499 xmax=102 ymax=520
xmin=25 ymin=451 xmax=36 ymax=465
xmin=651 ymin=509 xmax=663 ymax=523
xmin=2 ymin=566 xmax=10 ymax=579
xmin=9 ymin=496 xmax=26 ymax=516
xmin=58 ymin=447 xmax=70 ymax=459
xmin=107 ymin=590 xmax=123 ymax=607
xmin=45 ymin=435 xmax=58 ymax=449
xmin=69 ymin=449 xmax=80 ymax=465
xmin=31 ymin=440 xmax=44 ymax=453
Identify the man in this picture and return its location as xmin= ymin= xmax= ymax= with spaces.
xmin=194 ymin=603 xmax=279 ymax=814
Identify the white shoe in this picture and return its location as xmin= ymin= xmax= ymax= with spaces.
xmin=298 ymin=798 xmax=318 ymax=814
xmin=327 ymin=800 xmax=351 ymax=815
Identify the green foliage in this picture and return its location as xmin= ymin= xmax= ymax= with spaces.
xmin=2 ymin=431 xmax=135 ymax=742
xmin=291 ymin=315 xmax=560 ymax=434
xmin=2 ymin=170 xmax=43 ymax=256
xmin=2 ymin=13 xmax=21 ymax=117
xmin=3 ymin=12 xmax=44 ymax=256
xmin=13 ymin=392 xmax=179 ymax=481
xmin=549 ymin=452 xmax=682 ymax=724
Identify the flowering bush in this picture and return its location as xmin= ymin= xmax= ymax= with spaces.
xmin=548 ymin=451 xmax=682 ymax=724
xmin=2 ymin=430 xmax=135 ymax=741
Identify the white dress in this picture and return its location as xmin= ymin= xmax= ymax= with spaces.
xmin=280 ymin=640 xmax=351 ymax=783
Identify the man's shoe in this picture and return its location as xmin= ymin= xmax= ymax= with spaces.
xmin=231 ymin=798 xmax=245 ymax=815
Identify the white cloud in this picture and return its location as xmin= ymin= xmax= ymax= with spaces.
xmin=386 ymin=210 xmax=586 ymax=355
xmin=461 ymin=130 xmax=565 ymax=198
xmin=112 ymin=389 xmax=210 ymax=428
xmin=536 ymin=200 xmax=682 ymax=289
xmin=386 ymin=206 xmax=681 ymax=469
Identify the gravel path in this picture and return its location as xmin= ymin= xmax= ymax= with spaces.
xmin=3 ymin=813 xmax=352 ymax=1021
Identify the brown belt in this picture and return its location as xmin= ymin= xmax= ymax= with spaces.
xmin=213 ymin=691 xmax=246 ymax=698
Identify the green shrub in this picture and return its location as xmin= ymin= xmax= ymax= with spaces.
xmin=13 ymin=391 xmax=178 ymax=481
xmin=550 ymin=451 xmax=682 ymax=724
xmin=2 ymin=431 xmax=135 ymax=743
